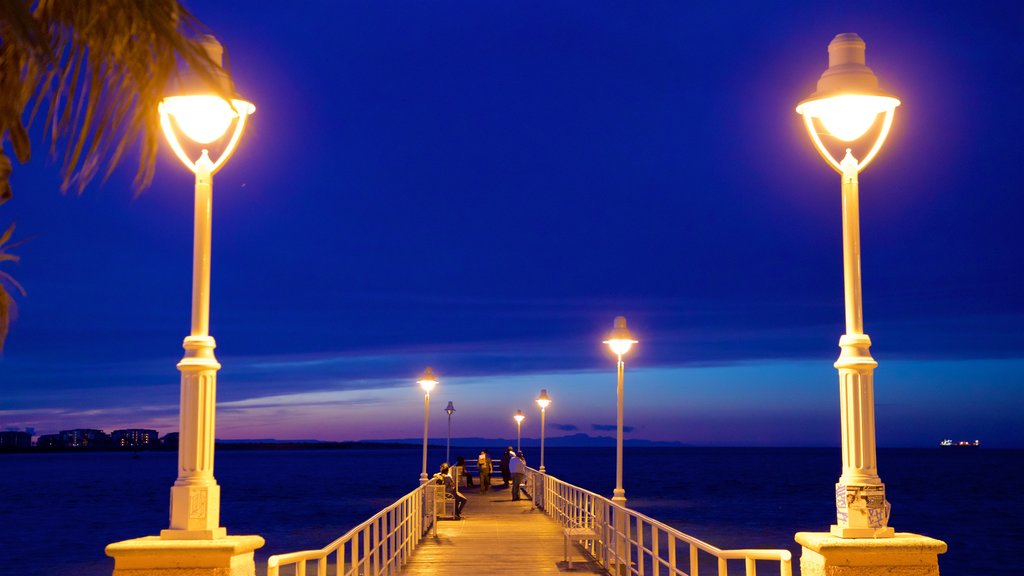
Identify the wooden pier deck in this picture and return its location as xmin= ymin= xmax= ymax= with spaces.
xmin=399 ymin=483 xmax=606 ymax=575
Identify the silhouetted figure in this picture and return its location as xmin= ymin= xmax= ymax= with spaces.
xmin=509 ymin=451 xmax=526 ymax=501
xmin=500 ymin=446 xmax=513 ymax=487
xmin=456 ymin=456 xmax=474 ymax=487
xmin=477 ymin=450 xmax=493 ymax=493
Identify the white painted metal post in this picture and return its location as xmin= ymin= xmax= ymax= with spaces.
xmin=831 ymin=152 xmax=892 ymax=538
xmin=163 ymin=151 xmax=226 ymax=540
xmin=613 ymin=355 xmax=626 ymax=504
xmin=539 ymin=405 xmax=547 ymax=473
xmin=420 ymin=392 xmax=430 ymax=484
xmin=613 ymin=354 xmax=627 ymax=575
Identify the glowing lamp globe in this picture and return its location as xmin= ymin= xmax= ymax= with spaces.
xmin=417 ymin=367 xmax=438 ymax=393
xmin=536 ymin=389 xmax=552 ymax=410
xmin=796 ymin=33 xmax=899 ymax=146
xmin=604 ymin=316 xmax=638 ymax=357
xmin=796 ymin=94 xmax=898 ymax=142
xmin=161 ymin=96 xmax=255 ymax=144
xmin=514 ymin=410 xmax=525 ymax=424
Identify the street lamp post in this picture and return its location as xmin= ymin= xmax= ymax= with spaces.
xmin=157 ymin=37 xmax=255 ymax=541
xmin=418 ymin=367 xmax=438 ymax=484
xmin=106 ymin=35 xmax=264 ymax=576
xmin=793 ymin=36 xmax=945 ymax=576
xmin=604 ymin=316 xmax=637 ymax=575
xmin=445 ymin=401 xmax=456 ymax=464
xmin=795 ymin=33 xmax=899 ymax=539
xmin=536 ymin=389 xmax=551 ymax=473
xmin=513 ymin=410 xmax=525 ymax=452
xmin=603 ymin=316 xmax=637 ymax=506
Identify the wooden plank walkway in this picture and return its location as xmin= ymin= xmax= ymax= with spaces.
xmin=399 ymin=483 xmax=607 ymax=575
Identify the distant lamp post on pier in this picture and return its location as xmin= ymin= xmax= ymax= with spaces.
xmin=604 ymin=316 xmax=637 ymax=506
xmin=444 ymin=401 xmax=456 ymax=464
xmin=106 ymin=35 xmax=262 ymax=576
xmin=795 ymin=33 xmax=899 ymax=539
xmin=418 ymin=367 xmax=439 ymax=484
xmin=513 ymin=409 xmax=525 ymax=452
xmin=536 ymin=389 xmax=551 ymax=473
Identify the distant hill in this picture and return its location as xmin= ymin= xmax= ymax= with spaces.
xmin=359 ymin=433 xmax=685 ymax=448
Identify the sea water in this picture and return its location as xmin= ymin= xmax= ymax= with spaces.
xmin=0 ymin=446 xmax=1018 ymax=575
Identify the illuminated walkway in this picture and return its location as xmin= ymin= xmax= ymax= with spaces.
xmin=398 ymin=484 xmax=605 ymax=575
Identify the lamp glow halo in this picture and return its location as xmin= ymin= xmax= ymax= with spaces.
xmin=159 ymin=97 xmax=255 ymax=174
xmin=797 ymin=95 xmax=898 ymax=174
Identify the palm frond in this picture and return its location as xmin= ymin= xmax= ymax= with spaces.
xmin=0 ymin=222 xmax=27 ymax=352
xmin=4 ymin=0 xmax=235 ymax=196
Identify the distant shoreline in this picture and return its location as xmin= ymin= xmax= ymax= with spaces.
xmin=2 ymin=441 xmax=1016 ymax=454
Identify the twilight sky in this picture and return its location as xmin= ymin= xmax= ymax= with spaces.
xmin=1 ymin=0 xmax=1021 ymax=447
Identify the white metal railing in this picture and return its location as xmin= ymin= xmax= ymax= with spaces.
xmin=526 ymin=467 xmax=793 ymax=576
xmin=267 ymin=483 xmax=439 ymax=576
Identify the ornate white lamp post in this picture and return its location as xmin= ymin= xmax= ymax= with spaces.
xmin=793 ymin=35 xmax=945 ymax=576
xmin=604 ymin=316 xmax=637 ymax=574
xmin=513 ymin=409 xmax=525 ymax=452
xmin=795 ymin=33 xmax=899 ymax=539
xmin=536 ymin=389 xmax=551 ymax=473
xmin=107 ymin=35 xmax=263 ymax=576
xmin=445 ymin=400 xmax=456 ymax=464
xmin=158 ymin=37 xmax=255 ymax=541
xmin=603 ymin=316 xmax=636 ymax=505
xmin=418 ymin=367 xmax=438 ymax=484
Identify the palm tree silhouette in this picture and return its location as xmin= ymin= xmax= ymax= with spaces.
xmin=0 ymin=1 xmax=232 ymax=349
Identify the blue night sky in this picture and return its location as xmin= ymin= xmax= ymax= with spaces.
xmin=1 ymin=1 xmax=1021 ymax=447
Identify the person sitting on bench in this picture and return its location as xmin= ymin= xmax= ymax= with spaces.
xmin=440 ymin=463 xmax=467 ymax=519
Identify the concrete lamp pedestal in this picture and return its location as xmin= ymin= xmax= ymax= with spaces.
xmin=106 ymin=535 xmax=265 ymax=576
xmin=795 ymin=532 xmax=946 ymax=576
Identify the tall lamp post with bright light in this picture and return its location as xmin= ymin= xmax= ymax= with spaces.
xmin=418 ymin=367 xmax=438 ymax=484
xmin=445 ymin=401 xmax=456 ymax=464
xmin=795 ymin=33 xmax=900 ymax=539
xmin=604 ymin=316 xmax=637 ymax=506
xmin=604 ymin=316 xmax=637 ymax=575
xmin=158 ymin=37 xmax=255 ymax=541
xmin=513 ymin=409 xmax=525 ymax=452
xmin=106 ymin=35 xmax=263 ymax=576
xmin=536 ymin=389 xmax=551 ymax=473
xmin=792 ymin=37 xmax=946 ymax=574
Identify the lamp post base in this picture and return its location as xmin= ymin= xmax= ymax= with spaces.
xmin=796 ymin=532 xmax=946 ymax=576
xmin=830 ymin=525 xmax=895 ymax=539
xmin=106 ymin=535 xmax=264 ymax=576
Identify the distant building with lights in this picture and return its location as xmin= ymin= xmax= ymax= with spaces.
xmin=0 ymin=431 xmax=32 ymax=451
xmin=111 ymin=429 xmax=159 ymax=449
xmin=60 ymin=428 xmax=111 ymax=449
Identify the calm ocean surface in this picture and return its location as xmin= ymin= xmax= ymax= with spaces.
xmin=1 ymin=446 xmax=1019 ymax=575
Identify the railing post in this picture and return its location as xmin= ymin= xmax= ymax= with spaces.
xmin=638 ymin=517 xmax=646 ymax=576
xmin=651 ymin=524 xmax=659 ymax=576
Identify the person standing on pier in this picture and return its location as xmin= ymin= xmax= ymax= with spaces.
xmin=509 ymin=451 xmax=526 ymax=501
xmin=500 ymin=446 xmax=513 ymax=487
xmin=477 ymin=450 xmax=493 ymax=493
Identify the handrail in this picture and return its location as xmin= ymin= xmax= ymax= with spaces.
xmin=527 ymin=467 xmax=793 ymax=576
xmin=268 ymin=467 xmax=791 ymax=576
xmin=267 ymin=482 xmax=437 ymax=576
